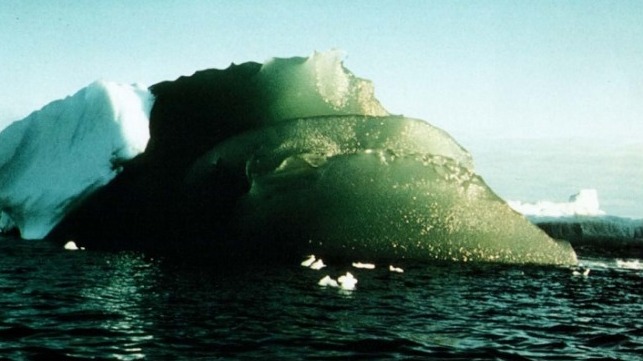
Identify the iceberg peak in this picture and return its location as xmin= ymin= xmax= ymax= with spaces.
xmin=258 ymin=49 xmax=388 ymax=121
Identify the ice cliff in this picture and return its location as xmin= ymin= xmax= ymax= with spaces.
xmin=1 ymin=51 xmax=577 ymax=265
xmin=0 ymin=81 xmax=152 ymax=239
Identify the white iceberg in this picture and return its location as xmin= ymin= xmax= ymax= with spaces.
xmin=0 ymin=81 xmax=153 ymax=239
xmin=508 ymin=189 xmax=605 ymax=217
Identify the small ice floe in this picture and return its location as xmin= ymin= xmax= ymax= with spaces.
xmin=338 ymin=272 xmax=358 ymax=290
xmin=63 ymin=240 xmax=84 ymax=251
xmin=318 ymin=275 xmax=339 ymax=287
xmin=352 ymin=262 xmax=375 ymax=269
xmin=318 ymin=272 xmax=358 ymax=290
xmin=389 ymin=265 xmax=404 ymax=273
xmin=310 ymin=258 xmax=326 ymax=270
xmin=301 ymin=255 xmax=316 ymax=267
xmin=572 ymin=267 xmax=590 ymax=277
xmin=301 ymin=255 xmax=326 ymax=270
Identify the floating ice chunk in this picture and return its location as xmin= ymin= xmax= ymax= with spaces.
xmin=352 ymin=262 xmax=375 ymax=269
xmin=64 ymin=241 xmax=79 ymax=251
xmin=301 ymin=255 xmax=325 ymax=269
xmin=572 ymin=267 xmax=590 ymax=277
xmin=337 ymin=272 xmax=358 ymax=290
xmin=318 ymin=275 xmax=339 ymax=287
xmin=301 ymin=255 xmax=316 ymax=267
xmin=389 ymin=265 xmax=404 ymax=273
xmin=310 ymin=258 xmax=326 ymax=270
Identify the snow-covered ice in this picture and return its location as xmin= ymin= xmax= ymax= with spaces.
xmin=0 ymin=81 xmax=153 ymax=239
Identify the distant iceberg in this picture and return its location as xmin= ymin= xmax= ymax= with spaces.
xmin=512 ymin=190 xmax=642 ymax=257
xmin=0 ymin=81 xmax=153 ymax=239
xmin=508 ymin=189 xmax=605 ymax=217
xmin=1 ymin=51 xmax=577 ymax=266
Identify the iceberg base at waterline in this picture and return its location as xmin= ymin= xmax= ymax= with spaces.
xmin=2 ymin=51 xmax=577 ymax=265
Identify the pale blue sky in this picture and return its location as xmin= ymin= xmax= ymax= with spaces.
xmin=2 ymin=0 xmax=641 ymax=140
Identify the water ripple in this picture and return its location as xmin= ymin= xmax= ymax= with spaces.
xmin=0 ymin=238 xmax=641 ymax=360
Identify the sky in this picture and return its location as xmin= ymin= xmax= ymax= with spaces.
xmin=1 ymin=0 xmax=642 ymax=215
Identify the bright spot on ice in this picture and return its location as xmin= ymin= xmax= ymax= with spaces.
xmin=352 ymin=262 xmax=375 ymax=269
xmin=389 ymin=265 xmax=404 ymax=273
xmin=338 ymin=272 xmax=358 ymax=290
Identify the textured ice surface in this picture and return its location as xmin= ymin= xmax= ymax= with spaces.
xmin=189 ymin=115 xmax=577 ymax=265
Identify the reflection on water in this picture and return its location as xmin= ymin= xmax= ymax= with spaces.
xmin=79 ymin=253 xmax=158 ymax=360
xmin=0 ymin=236 xmax=641 ymax=360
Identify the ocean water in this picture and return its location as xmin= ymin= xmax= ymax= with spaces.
xmin=1 ymin=236 xmax=641 ymax=360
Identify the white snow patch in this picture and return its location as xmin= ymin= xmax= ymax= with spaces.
xmin=0 ymin=81 xmax=153 ymax=239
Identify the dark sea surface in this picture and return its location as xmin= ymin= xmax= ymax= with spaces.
xmin=1 ymin=235 xmax=641 ymax=360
